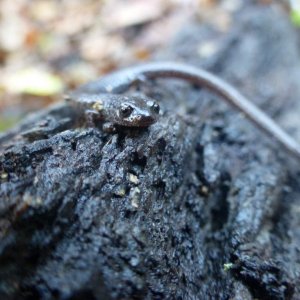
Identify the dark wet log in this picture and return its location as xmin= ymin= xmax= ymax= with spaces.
xmin=1 ymin=3 xmax=299 ymax=300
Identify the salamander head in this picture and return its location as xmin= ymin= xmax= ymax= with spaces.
xmin=115 ymin=95 xmax=160 ymax=127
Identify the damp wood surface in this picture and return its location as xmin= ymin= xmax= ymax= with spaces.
xmin=1 ymin=2 xmax=300 ymax=300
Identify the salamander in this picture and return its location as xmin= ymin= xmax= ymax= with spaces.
xmin=68 ymin=61 xmax=300 ymax=159
xmin=66 ymin=93 xmax=160 ymax=129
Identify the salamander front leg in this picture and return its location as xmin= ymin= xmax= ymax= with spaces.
xmin=85 ymin=109 xmax=100 ymax=127
xmin=102 ymin=122 xmax=117 ymax=133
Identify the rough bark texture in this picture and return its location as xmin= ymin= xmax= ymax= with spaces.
xmin=1 ymin=2 xmax=300 ymax=300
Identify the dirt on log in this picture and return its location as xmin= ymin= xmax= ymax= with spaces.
xmin=0 ymin=3 xmax=300 ymax=300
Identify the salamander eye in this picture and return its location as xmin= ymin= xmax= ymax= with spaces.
xmin=120 ymin=104 xmax=133 ymax=118
xmin=147 ymin=101 xmax=160 ymax=114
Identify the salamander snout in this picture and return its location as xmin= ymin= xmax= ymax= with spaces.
xmin=117 ymin=97 xmax=160 ymax=127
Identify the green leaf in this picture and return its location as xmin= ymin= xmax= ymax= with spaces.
xmin=291 ymin=9 xmax=300 ymax=27
xmin=6 ymin=68 xmax=63 ymax=96
xmin=0 ymin=116 xmax=21 ymax=132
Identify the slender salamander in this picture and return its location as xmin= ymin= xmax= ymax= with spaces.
xmin=67 ymin=93 xmax=160 ymax=129
xmin=69 ymin=61 xmax=300 ymax=159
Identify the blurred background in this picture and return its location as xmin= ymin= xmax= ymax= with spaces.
xmin=0 ymin=0 xmax=299 ymax=132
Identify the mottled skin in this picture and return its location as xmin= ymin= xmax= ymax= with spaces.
xmin=67 ymin=93 xmax=160 ymax=128
xmin=69 ymin=61 xmax=300 ymax=159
